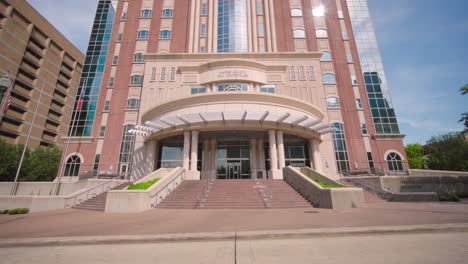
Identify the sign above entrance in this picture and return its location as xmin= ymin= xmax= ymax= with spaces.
xmin=217 ymin=70 xmax=248 ymax=79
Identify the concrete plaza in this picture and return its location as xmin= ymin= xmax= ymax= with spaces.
xmin=1 ymin=201 xmax=468 ymax=239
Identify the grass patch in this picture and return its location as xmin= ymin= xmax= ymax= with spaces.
xmin=439 ymin=192 xmax=468 ymax=202
xmin=127 ymin=178 xmax=160 ymax=190
xmin=0 ymin=208 xmax=29 ymax=215
xmin=311 ymin=178 xmax=344 ymax=188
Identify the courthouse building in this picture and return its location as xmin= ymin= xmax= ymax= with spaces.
xmin=62 ymin=0 xmax=407 ymax=181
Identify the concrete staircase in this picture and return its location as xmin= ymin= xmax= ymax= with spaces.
xmin=339 ymin=179 xmax=386 ymax=203
xmin=157 ymin=179 xmax=311 ymax=209
xmin=73 ymin=182 xmax=130 ymax=212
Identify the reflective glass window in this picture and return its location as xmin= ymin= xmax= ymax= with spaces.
xmin=323 ymin=73 xmax=336 ymax=84
xmin=293 ymin=29 xmax=306 ymax=38
xmin=291 ymin=9 xmax=303 ymax=17
xmin=160 ymin=30 xmax=171 ymax=39
xmin=162 ymin=9 xmax=173 ymax=17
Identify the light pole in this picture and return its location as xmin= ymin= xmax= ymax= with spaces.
xmin=0 ymin=73 xmax=14 ymax=122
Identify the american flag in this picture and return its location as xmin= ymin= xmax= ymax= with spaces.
xmin=4 ymin=89 xmax=11 ymax=112
xmin=76 ymin=87 xmax=85 ymax=111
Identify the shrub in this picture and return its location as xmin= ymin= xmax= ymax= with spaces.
xmin=2 ymin=210 xmax=9 ymax=214
xmin=1 ymin=208 xmax=30 ymax=215
xmin=17 ymin=208 xmax=29 ymax=214
xmin=127 ymin=178 xmax=160 ymax=190
xmin=439 ymin=192 xmax=460 ymax=202
xmin=8 ymin=208 xmax=19 ymax=215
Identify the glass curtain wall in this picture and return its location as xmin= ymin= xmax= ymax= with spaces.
xmin=217 ymin=0 xmax=248 ymax=52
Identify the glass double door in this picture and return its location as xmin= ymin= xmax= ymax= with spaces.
xmin=217 ymin=142 xmax=251 ymax=179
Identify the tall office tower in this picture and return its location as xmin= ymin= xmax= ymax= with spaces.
xmin=0 ymin=0 xmax=84 ymax=148
xmin=61 ymin=0 xmax=407 ymax=181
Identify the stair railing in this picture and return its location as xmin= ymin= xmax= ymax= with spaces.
xmin=196 ymin=179 xmax=214 ymax=208
xmin=151 ymin=169 xmax=185 ymax=207
xmin=64 ymin=175 xmax=126 ymax=208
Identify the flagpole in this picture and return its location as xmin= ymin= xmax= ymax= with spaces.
xmin=54 ymin=78 xmax=86 ymax=195
xmin=10 ymin=81 xmax=46 ymax=195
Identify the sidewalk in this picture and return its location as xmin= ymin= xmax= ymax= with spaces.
xmin=1 ymin=201 xmax=468 ymax=239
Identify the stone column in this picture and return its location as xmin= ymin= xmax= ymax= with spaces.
xmin=257 ymin=138 xmax=265 ymax=178
xmin=183 ymin=131 xmax=191 ymax=170
xmin=190 ymin=131 xmax=199 ymax=171
xmin=250 ymin=138 xmax=257 ymax=178
xmin=152 ymin=140 xmax=159 ymax=172
xmin=268 ymin=130 xmax=278 ymax=178
xmin=276 ymin=131 xmax=286 ymax=169
xmin=202 ymin=139 xmax=210 ymax=179
xmin=210 ymin=137 xmax=217 ymax=179
xmin=310 ymin=139 xmax=323 ymax=173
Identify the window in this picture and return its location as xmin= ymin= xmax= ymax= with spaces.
xmin=217 ymin=83 xmax=248 ymax=92
xmin=137 ymin=30 xmax=149 ymax=39
xmin=327 ymin=97 xmax=340 ymax=108
xmin=200 ymin=46 xmax=206 ymax=53
xmin=351 ymin=75 xmax=358 ymax=85
xmin=322 ymin=73 xmax=336 ymax=84
xmin=162 ymin=9 xmax=173 ymax=17
xmin=356 ymin=98 xmax=363 ymax=109
xmin=99 ymin=126 xmax=106 ymax=137
xmin=342 ymin=31 xmax=349 ymax=40
xmin=141 ymin=9 xmax=152 ymax=18
xmin=312 ymin=5 xmax=325 ymax=16
xmin=367 ymin=152 xmax=375 ymax=169
xmin=257 ymin=1 xmax=263 ymax=15
xmin=260 ymin=85 xmax=275 ymax=93
xmin=200 ymin=23 xmax=207 ymax=37
xmin=108 ymin=77 xmax=115 ymax=87
xmin=291 ymin=9 xmax=303 ymax=17
xmin=117 ymin=33 xmax=123 ymax=41
xmin=64 ymin=155 xmax=81 ymax=176
xmin=127 ymin=99 xmax=140 ymax=110
xmin=112 ymin=55 xmax=119 ymax=64
xmin=217 ymin=0 xmax=248 ymax=53
xmin=258 ymin=23 xmax=264 ymax=37
xmin=130 ymin=75 xmax=143 ymax=86
xmin=93 ymin=154 xmax=100 ymax=175
xmin=338 ymin=10 xmax=344 ymax=19
xmin=332 ymin=123 xmax=350 ymax=174
xmin=121 ymin=12 xmax=127 ymax=20
xmin=361 ymin=123 xmax=368 ymax=135
xmin=316 ymin=29 xmax=328 ymax=38
xmin=293 ymin=29 xmax=306 ymax=38
xmin=134 ymin=53 xmax=144 ymax=63
xmin=191 ymin=86 xmax=207 ymax=94
xmin=103 ymin=100 xmax=110 ymax=112
xmin=201 ymin=2 xmax=207 ymax=16
xmin=160 ymin=30 xmax=171 ymax=39
xmin=387 ymin=152 xmax=403 ymax=172
xmin=320 ymin=51 xmax=332 ymax=62
xmin=347 ymin=53 xmax=353 ymax=63
xmin=118 ymin=125 xmax=136 ymax=176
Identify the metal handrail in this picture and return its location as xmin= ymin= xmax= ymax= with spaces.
xmin=196 ymin=179 xmax=214 ymax=208
xmin=64 ymin=175 xmax=126 ymax=208
xmin=151 ymin=169 xmax=185 ymax=207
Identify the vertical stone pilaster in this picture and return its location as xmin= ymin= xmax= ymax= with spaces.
xmin=190 ymin=130 xmax=199 ymax=171
xmin=250 ymin=138 xmax=258 ymax=178
xmin=277 ymin=130 xmax=286 ymax=169
xmin=183 ymin=131 xmax=191 ymax=170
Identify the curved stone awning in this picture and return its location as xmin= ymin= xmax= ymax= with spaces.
xmin=129 ymin=110 xmax=334 ymax=138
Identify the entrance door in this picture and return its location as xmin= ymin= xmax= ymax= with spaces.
xmin=227 ymin=162 xmax=241 ymax=179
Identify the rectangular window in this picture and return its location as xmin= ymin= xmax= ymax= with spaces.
xmin=257 ymin=1 xmax=263 ymax=15
xmin=200 ymin=23 xmax=207 ymax=37
xmin=112 ymin=55 xmax=118 ymax=64
xmin=361 ymin=123 xmax=368 ymax=135
xmin=160 ymin=30 xmax=171 ymax=39
xmin=347 ymin=53 xmax=353 ymax=63
xmin=260 ymin=85 xmax=275 ymax=93
xmin=117 ymin=33 xmax=123 ymax=41
xmin=134 ymin=53 xmax=144 ymax=62
xmin=257 ymin=23 xmax=264 ymax=37
xmin=99 ymin=126 xmax=106 ymax=137
xmin=201 ymin=2 xmax=208 ymax=16
xmin=108 ymin=77 xmax=115 ymax=87
xmin=93 ymin=154 xmax=101 ymax=175
xmin=367 ymin=152 xmax=375 ymax=169
xmin=351 ymin=75 xmax=358 ymax=85
xmin=356 ymin=98 xmax=362 ymax=109
xmin=338 ymin=10 xmax=344 ymax=19
xmin=200 ymin=46 xmax=206 ymax=53
xmin=103 ymin=100 xmax=110 ymax=112
xmin=121 ymin=12 xmax=127 ymax=20
xmin=342 ymin=31 xmax=349 ymax=40
xmin=191 ymin=86 xmax=207 ymax=94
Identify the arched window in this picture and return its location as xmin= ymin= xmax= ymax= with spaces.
xmin=137 ymin=30 xmax=149 ymax=39
xmin=160 ymin=30 xmax=172 ymax=39
xmin=127 ymin=99 xmax=140 ymax=110
xmin=332 ymin=123 xmax=350 ymax=174
xmin=327 ymin=97 xmax=340 ymax=108
xmin=386 ymin=152 xmax=403 ymax=172
xmin=162 ymin=9 xmax=173 ymax=17
xmin=291 ymin=9 xmax=303 ymax=17
xmin=323 ymin=73 xmax=336 ymax=84
xmin=140 ymin=9 xmax=152 ymax=18
xmin=293 ymin=29 xmax=306 ymax=38
xmin=217 ymin=83 xmax=248 ymax=92
xmin=130 ymin=75 xmax=143 ymax=86
xmin=64 ymin=155 xmax=81 ymax=176
xmin=316 ymin=29 xmax=328 ymax=38
xmin=321 ymin=51 xmax=332 ymax=62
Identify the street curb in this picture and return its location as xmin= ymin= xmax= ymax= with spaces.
xmin=0 ymin=223 xmax=467 ymax=248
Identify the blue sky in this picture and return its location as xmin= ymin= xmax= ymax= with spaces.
xmin=27 ymin=0 xmax=467 ymax=145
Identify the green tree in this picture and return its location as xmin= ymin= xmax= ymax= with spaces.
xmin=405 ymin=143 xmax=424 ymax=169
xmin=460 ymin=84 xmax=468 ymax=134
xmin=0 ymin=141 xmax=28 ymax=182
xmin=424 ymin=133 xmax=468 ymax=171
xmin=22 ymin=146 xmax=61 ymax=181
